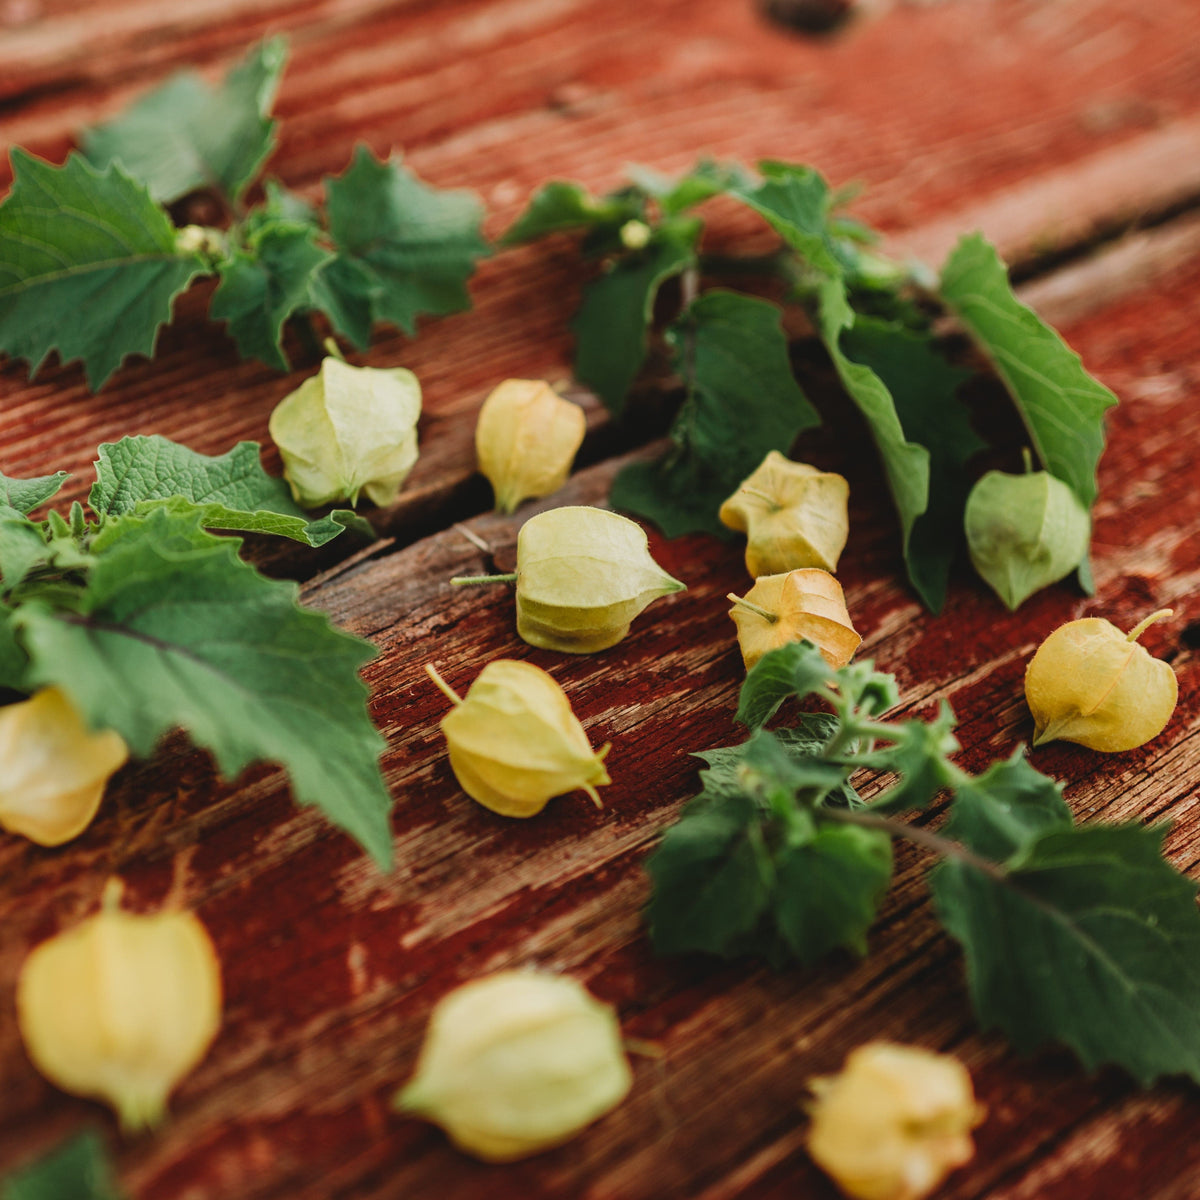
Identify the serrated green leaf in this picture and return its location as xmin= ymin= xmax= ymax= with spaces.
xmin=319 ymin=146 xmax=487 ymax=340
xmin=862 ymin=702 xmax=960 ymax=813
xmin=308 ymin=256 xmax=375 ymax=350
xmin=0 ymin=150 xmax=206 ymax=389
xmin=2 ymin=1132 xmax=125 ymax=1200
xmin=933 ymin=807 xmax=1200 ymax=1083
xmin=242 ymin=179 xmax=319 ymax=238
xmin=81 ymin=37 xmax=287 ymax=204
xmin=627 ymin=160 xmax=751 ymax=216
xmin=697 ymin=714 xmax=838 ymax=789
xmin=939 ymin=233 xmax=1117 ymax=591
xmin=943 ymin=750 xmax=1072 ymax=861
xmin=571 ymin=220 xmax=700 ymax=415
xmin=210 ymin=221 xmax=331 ymax=370
xmin=0 ymin=469 xmax=68 ymax=514
xmin=732 ymin=162 xmax=844 ymax=279
xmin=13 ymin=502 xmax=393 ymax=863
xmin=817 ymin=278 xmax=931 ymax=572
xmin=611 ymin=289 xmax=820 ymax=536
xmin=501 ymin=180 xmax=643 ymax=245
xmin=89 ymin=435 xmax=364 ymax=547
xmin=842 ymin=319 xmax=981 ymax=611
xmin=646 ymin=790 xmax=772 ymax=957
xmin=775 ymin=822 xmax=893 ymax=961
xmin=735 ymin=640 xmax=841 ymax=730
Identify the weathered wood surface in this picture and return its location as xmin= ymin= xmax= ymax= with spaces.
xmin=3 ymin=0 xmax=1200 ymax=1197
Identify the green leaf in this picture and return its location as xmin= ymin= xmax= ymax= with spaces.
xmin=319 ymin=146 xmax=487 ymax=341
xmin=939 ymin=233 xmax=1117 ymax=590
xmin=0 ymin=150 xmax=206 ymax=390
xmin=0 ymin=602 xmax=28 ymax=689
xmin=732 ymin=162 xmax=844 ymax=279
xmin=210 ymin=222 xmax=331 ymax=370
xmin=735 ymin=640 xmax=842 ymax=730
xmin=308 ymin=257 xmax=375 ymax=350
xmin=862 ymin=702 xmax=960 ymax=813
xmin=81 ymin=37 xmax=287 ymax=205
xmin=14 ymin=502 xmax=393 ymax=864
xmin=611 ymin=289 xmax=820 ymax=535
xmin=943 ymin=750 xmax=1072 ymax=861
xmin=841 ymin=319 xmax=981 ymax=612
xmin=933 ymin=811 xmax=1200 ymax=1083
xmin=627 ymin=160 xmax=750 ymax=216
xmin=242 ymin=179 xmax=319 ymax=238
xmin=817 ymin=279 xmax=931 ymax=576
xmin=2 ymin=1132 xmax=124 ymax=1200
xmin=0 ymin=469 xmax=68 ymax=514
xmin=501 ymin=180 xmax=643 ymax=245
xmin=645 ymin=790 xmax=773 ymax=957
xmin=89 ymin=435 xmax=363 ymax=547
xmin=0 ymin=511 xmax=49 ymax=592
xmin=571 ymin=220 xmax=700 ymax=415
xmin=775 ymin=822 xmax=893 ymax=961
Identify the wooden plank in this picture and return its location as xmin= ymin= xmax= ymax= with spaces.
xmin=2 ymin=243 xmax=1199 ymax=1197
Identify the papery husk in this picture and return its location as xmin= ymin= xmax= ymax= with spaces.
xmin=430 ymin=660 xmax=610 ymax=817
xmin=269 ymin=355 xmax=421 ymax=508
xmin=394 ymin=971 xmax=632 ymax=1162
xmin=476 ymin=380 xmax=586 ymax=514
xmin=807 ymin=1041 xmax=983 ymax=1200
xmin=515 ymin=506 xmax=685 ymax=653
xmin=1025 ymin=610 xmax=1177 ymax=752
xmin=0 ymin=687 xmax=128 ymax=846
xmin=964 ymin=468 xmax=1089 ymax=610
xmin=729 ymin=569 xmax=860 ymax=671
xmin=719 ymin=450 xmax=850 ymax=577
xmin=17 ymin=882 xmax=222 ymax=1132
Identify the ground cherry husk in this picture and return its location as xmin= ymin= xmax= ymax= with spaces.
xmin=807 ymin=1041 xmax=983 ymax=1200
xmin=1025 ymin=608 xmax=1177 ymax=752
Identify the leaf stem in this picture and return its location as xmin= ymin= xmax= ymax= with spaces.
xmin=821 ymin=806 xmax=1008 ymax=883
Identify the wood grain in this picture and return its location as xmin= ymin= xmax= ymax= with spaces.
xmin=3 ymin=0 xmax=1200 ymax=1196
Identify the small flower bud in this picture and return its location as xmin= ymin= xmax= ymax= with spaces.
xmin=269 ymin=352 xmax=421 ymax=508
xmin=964 ymin=464 xmax=1089 ymax=610
xmin=17 ymin=881 xmax=222 ymax=1132
xmin=454 ymin=506 xmax=685 ymax=653
xmin=807 ymin=1042 xmax=983 ymax=1200
xmin=719 ymin=450 xmax=850 ymax=578
xmin=426 ymin=659 xmax=610 ymax=817
xmin=728 ymin=569 xmax=860 ymax=671
xmin=475 ymin=380 xmax=586 ymax=514
xmin=619 ymin=219 xmax=652 ymax=250
xmin=395 ymin=971 xmax=633 ymax=1162
xmin=1025 ymin=608 xmax=1177 ymax=752
xmin=0 ymin=687 xmax=128 ymax=846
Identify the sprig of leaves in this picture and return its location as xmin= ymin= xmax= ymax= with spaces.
xmin=646 ymin=642 xmax=1200 ymax=1084
xmin=0 ymin=436 xmax=393 ymax=865
xmin=507 ymin=160 xmax=1116 ymax=611
xmin=0 ymin=38 xmax=487 ymax=389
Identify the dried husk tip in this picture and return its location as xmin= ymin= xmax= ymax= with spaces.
xmin=476 ymin=380 xmax=586 ymax=514
xmin=0 ymin=687 xmax=129 ymax=846
xmin=729 ymin=569 xmax=860 ymax=671
xmin=806 ymin=1041 xmax=984 ymax=1200
xmin=269 ymin=349 xmax=421 ymax=508
xmin=394 ymin=971 xmax=633 ymax=1162
xmin=1025 ymin=608 xmax=1177 ymax=752
xmin=16 ymin=879 xmax=222 ymax=1133
xmin=719 ymin=450 xmax=850 ymax=578
xmin=426 ymin=660 xmax=611 ymax=817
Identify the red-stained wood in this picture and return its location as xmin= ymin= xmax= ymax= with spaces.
xmin=3 ymin=1 xmax=1200 ymax=1197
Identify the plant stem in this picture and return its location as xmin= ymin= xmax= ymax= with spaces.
xmin=727 ymin=594 xmax=778 ymax=623
xmin=424 ymin=663 xmax=462 ymax=706
xmin=451 ymin=573 xmax=518 ymax=586
xmin=821 ymin=806 xmax=1008 ymax=883
xmin=1127 ymin=608 xmax=1173 ymax=643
